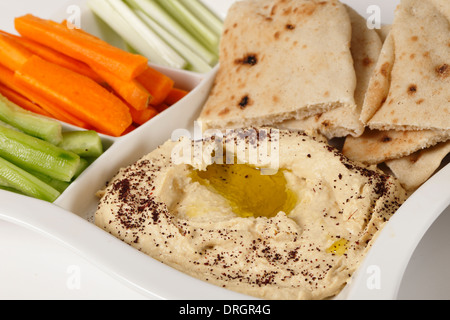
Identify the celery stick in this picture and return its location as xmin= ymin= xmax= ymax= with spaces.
xmin=155 ymin=0 xmax=220 ymax=53
xmin=87 ymin=0 xmax=187 ymax=69
xmin=135 ymin=9 xmax=212 ymax=73
xmin=126 ymin=0 xmax=218 ymax=66
xmin=178 ymin=0 xmax=223 ymax=38
xmin=0 ymin=125 xmax=80 ymax=182
xmin=58 ymin=130 xmax=104 ymax=158
xmin=0 ymin=94 xmax=63 ymax=145
xmin=0 ymin=156 xmax=61 ymax=202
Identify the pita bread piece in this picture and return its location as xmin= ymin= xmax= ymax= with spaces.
xmin=278 ymin=5 xmax=382 ymax=139
xmin=342 ymin=129 xmax=450 ymax=164
xmin=375 ymin=24 xmax=392 ymax=43
xmin=386 ymin=141 xmax=450 ymax=191
xmin=198 ymin=0 xmax=356 ymax=130
xmin=362 ymin=0 xmax=450 ymax=131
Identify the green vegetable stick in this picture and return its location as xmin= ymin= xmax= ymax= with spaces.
xmin=177 ymin=0 xmax=223 ymax=38
xmin=0 ymin=156 xmax=61 ymax=203
xmin=0 ymin=94 xmax=63 ymax=145
xmin=58 ymin=130 xmax=104 ymax=158
xmin=155 ymin=0 xmax=220 ymax=53
xmin=0 ymin=124 xmax=80 ymax=182
xmin=126 ymin=0 xmax=218 ymax=66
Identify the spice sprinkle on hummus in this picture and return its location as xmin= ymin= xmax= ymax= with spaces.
xmin=95 ymin=128 xmax=407 ymax=300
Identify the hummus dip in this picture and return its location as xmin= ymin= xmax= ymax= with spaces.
xmin=95 ymin=128 xmax=407 ymax=300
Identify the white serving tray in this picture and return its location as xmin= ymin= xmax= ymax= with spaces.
xmin=0 ymin=0 xmax=449 ymax=300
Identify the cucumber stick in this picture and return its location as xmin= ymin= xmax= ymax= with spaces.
xmin=0 ymin=156 xmax=61 ymax=203
xmin=58 ymin=130 xmax=104 ymax=158
xmin=0 ymin=94 xmax=63 ymax=145
xmin=28 ymin=170 xmax=71 ymax=194
xmin=0 ymin=125 xmax=80 ymax=182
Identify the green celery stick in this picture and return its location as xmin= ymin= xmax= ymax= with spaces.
xmin=87 ymin=0 xmax=187 ymax=69
xmin=0 ymin=124 xmax=80 ymax=182
xmin=155 ymin=0 xmax=220 ymax=53
xmin=126 ymin=0 xmax=218 ymax=66
xmin=177 ymin=0 xmax=223 ymax=38
xmin=0 ymin=156 xmax=61 ymax=202
xmin=58 ymin=130 xmax=104 ymax=158
xmin=135 ymin=9 xmax=213 ymax=73
xmin=0 ymin=94 xmax=63 ymax=145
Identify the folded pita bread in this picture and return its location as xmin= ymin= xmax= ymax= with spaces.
xmin=277 ymin=5 xmax=381 ymax=139
xmin=361 ymin=0 xmax=450 ymax=131
xmin=198 ymin=0 xmax=356 ymax=130
xmin=342 ymin=129 xmax=450 ymax=164
xmin=375 ymin=25 xmax=391 ymax=43
xmin=386 ymin=141 xmax=450 ymax=191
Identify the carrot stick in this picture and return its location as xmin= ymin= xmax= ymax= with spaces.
xmin=0 ymin=63 xmax=90 ymax=128
xmin=0 ymin=33 xmax=32 ymax=71
xmin=136 ymin=67 xmax=174 ymax=106
xmin=0 ymin=83 xmax=51 ymax=117
xmin=0 ymin=31 xmax=103 ymax=83
xmin=93 ymin=67 xmax=152 ymax=111
xmin=122 ymin=124 xmax=137 ymax=136
xmin=165 ymin=88 xmax=189 ymax=106
xmin=15 ymin=56 xmax=132 ymax=137
xmin=154 ymin=103 xmax=170 ymax=113
xmin=61 ymin=20 xmax=101 ymax=40
xmin=129 ymin=105 xmax=159 ymax=125
xmin=15 ymin=14 xmax=149 ymax=81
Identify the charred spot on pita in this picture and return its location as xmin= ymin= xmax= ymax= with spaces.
xmin=381 ymin=136 xmax=392 ymax=143
xmin=408 ymin=84 xmax=418 ymax=95
xmin=286 ymin=24 xmax=296 ymax=30
xmin=436 ymin=64 xmax=449 ymax=79
xmin=235 ymin=54 xmax=258 ymax=66
xmin=239 ymin=95 xmax=250 ymax=109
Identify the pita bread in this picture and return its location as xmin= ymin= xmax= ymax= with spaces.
xmin=342 ymin=129 xmax=450 ymax=164
xmin=361 ymin=0 xmax=450 ymax=131
xmin=375 ymin=25 xmax=392 ymax=43
xmin=198 ymin=0 xmax=356 ymax=130
xmin=385 ymin=141 xmax=450 ymax=191
xmin=278 ymin=5 xmax=382 ymax=139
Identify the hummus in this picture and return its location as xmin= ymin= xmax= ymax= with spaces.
xmin=95 ymin=128 xmax=407 ymax=300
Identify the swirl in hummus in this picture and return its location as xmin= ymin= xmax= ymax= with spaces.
xmin=95 ymin=128 xmax=407 ymax=300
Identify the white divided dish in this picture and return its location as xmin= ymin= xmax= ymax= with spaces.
xmin=0 ymin=0 xmax=449 ymax=300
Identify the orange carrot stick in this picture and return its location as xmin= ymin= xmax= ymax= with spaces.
xmin=136 ymin=67 xmax=174 ymax=106
xmin=129 ymin=105 xmax=159 ymax=126
xmin=154 ymin=104 xmax=170 ymax=113
xmin=165 ymin=88 xmax=189 ymax=106
xmin=0 ymin=63 xmax=90 ymax=128
xmin=93 ymin=67 xmax=152 ymax=111
xmin=122 ymin=124 xmax=137 ymax=136
xmin=0 ymin=83 xmax=51 ymax=117
xmin=0 ymin=31 xmax=103 ymax=83
xmin=15 ymin=56 xmax=132 ymax=137
xmin=0 ymin=33 xmax=32 ymax=71
xmin=61 ymin=20 xmax=101 ymax=40
xmin=15 ymin=14 xmax=148 ymax=81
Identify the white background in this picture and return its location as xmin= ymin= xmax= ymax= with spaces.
xmin=0 ymin=0 xmax=448 ymax=300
